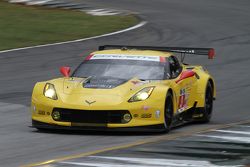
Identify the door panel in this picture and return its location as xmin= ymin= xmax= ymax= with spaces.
xmin=173 ymin=72 xmax=197 ymax=115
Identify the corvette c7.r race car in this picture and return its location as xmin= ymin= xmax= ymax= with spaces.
xmin=31 ymin=45 xmax=216 ymax=132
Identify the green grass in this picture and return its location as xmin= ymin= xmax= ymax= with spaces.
xmin=0 ymin=1 xmax=138 ymax=51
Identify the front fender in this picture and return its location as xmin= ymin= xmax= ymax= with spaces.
xmin=153 ymin=84 xmax=177 ymax=116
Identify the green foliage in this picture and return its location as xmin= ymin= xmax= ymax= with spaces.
xmin=0 ymin=1 xmax=138 ymax=50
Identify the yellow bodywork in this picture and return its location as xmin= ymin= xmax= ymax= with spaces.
xmin=31 ymin=49 xmax=216 ymax=130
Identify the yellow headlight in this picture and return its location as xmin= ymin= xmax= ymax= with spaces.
xmin=43 ymin=83 xmax=58 ymax=100
xmin=129 ymin=87 xmax=155 ymax=102
xmin=136 ymin=92 xmax=149 ymax=100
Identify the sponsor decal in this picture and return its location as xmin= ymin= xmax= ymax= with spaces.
xmin=172 ymin=49 xmax=195 ymax=54
xmin=84 ymin=83 xmax=113 ymax=89
xmin=142 ymin=105 xmax=150 ymax=111
xmin=38 ymin=110 xmax=46 ymax=115
xmin=131 ymin=81 xmax=140 ymax=85
xmin=141 ymin=113 xmax=152 ymax=118
xmin=155 ymin=110 xmax=161 ymax=119
xmin=131 ymin=80 xmax=151 ymax=89
xmin=133 ymin=114 xmax=139 ymax=118
xmin=32 ymin=105 xmax=36 ymax=113
xmin=89 ymin=54 xmax=162 ymax=62
xmin=192 ymin=113 xmax=203 ymax=118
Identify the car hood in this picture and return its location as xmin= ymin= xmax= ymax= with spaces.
xmin=63 ymin=77 xmax=156 ymax=95
xmin=57 ymin=77 xmax=155 ymax=106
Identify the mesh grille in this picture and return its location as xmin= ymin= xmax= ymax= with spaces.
xmin=53 ymin=108 xmax=130 ymax=124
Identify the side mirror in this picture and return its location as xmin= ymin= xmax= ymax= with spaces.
xmin=176 ymin=70 xmax=196 ymax=84
xmin=60 ymin=66 xmax=71 ymax=77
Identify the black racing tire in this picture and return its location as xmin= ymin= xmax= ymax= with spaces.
xmin=197 ymin=82 xmax=213 ymax=123
xmin=36 ymin=127 xmax=47 ymax=132
xmin=163 ymin=92 xmax=174 ymax=133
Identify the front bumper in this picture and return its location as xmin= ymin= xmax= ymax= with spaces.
xmin=31 ymin=101 xmax=164 ymax=129
xmin=31 ymin=93 xmax=165 ymax=131
xmin=32 ymin=120 xmax=165 ymax=132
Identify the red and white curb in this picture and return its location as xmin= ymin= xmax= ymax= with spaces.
xmin=7 ymin=0 xmax=125 ymax=16
xmin=85 ymin=9 xmax=121 ymax=16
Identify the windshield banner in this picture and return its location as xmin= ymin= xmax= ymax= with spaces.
xmin=89 ymin=54 xmax=162 ymax=62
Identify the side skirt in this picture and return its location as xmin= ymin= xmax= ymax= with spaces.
xmin=172 ymin=102 xmax=204 ymax=127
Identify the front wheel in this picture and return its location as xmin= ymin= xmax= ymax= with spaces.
xmin=163 ymin=92 xmax=173 ymax=132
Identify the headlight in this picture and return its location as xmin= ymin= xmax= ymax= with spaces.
xmin=43 ymin=83 xmax=58 ymax=100
xmin=128 ymin=87 xmax=155 ymax=102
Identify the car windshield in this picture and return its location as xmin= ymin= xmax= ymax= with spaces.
xmin=72 ymin=57 xmax=169 ymax=80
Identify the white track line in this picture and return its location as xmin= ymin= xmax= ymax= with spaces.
xmin=235 ymin=125 xmax=250 ymax=128
xmin=0 ymin=21 xmax=147 ymax=54
xmin=197 ymin=135 xmax=250 ymax=143
xmin=60 ymin=156 xmax=241 ymax=167
xmin=213 ymin=130 xmax=250 ymax=135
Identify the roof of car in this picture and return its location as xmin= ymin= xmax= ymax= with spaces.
xmin=91 ymin=49 xmax=173 ymax=57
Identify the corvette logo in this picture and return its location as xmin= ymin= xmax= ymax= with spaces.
xmin=85 ymin=100 xmax=96 ymax=105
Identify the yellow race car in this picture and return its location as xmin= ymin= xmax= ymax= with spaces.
xmin=31 ymin=45 xmax=216 ymax=132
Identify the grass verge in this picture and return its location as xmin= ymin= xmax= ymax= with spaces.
xmin=0 ymin=1 xmax=138 ymax=51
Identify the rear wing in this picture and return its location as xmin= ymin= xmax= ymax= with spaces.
xmin=98 ymin=45 xmax=215 ymax=59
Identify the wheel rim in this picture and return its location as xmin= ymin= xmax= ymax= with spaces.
xmin=205 ymin=87 xmax=213 ymax=116
xmin=164 ymin=97 xmax=173 ymax=129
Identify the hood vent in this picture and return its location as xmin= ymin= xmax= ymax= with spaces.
xmin=83 ymin=77 xmax=127 ymax=89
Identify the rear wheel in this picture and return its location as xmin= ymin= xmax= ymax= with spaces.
xmin=196 ymin=82 xmax=213 ymax=123
xmin=163 ymin=93 xmax=173 ymax=132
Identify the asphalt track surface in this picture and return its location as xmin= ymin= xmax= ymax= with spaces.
xmin=0 ymin=0 xmax=250 ymax=166
xmin=40 ymin=123 xmax=250 ymax=166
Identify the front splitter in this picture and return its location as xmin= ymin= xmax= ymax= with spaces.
xmin=32 ymin=120 xmax=165 ymax=132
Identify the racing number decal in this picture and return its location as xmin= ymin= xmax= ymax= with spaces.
xmin=178 ymin=88 xmax=189 ymax=112
xmin=179 ymin=89 xmax=187 ymax=109
xmin=178 ymin=89 xmax=186 ymax=109
xmin=177 ymin=79 xmax=194 ymax=113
